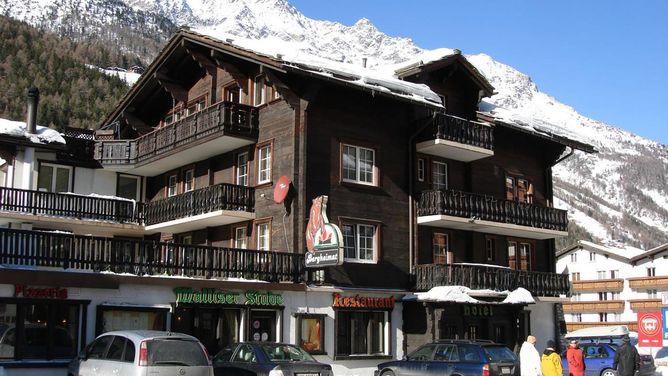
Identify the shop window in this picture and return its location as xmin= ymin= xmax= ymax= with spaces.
xmin=236 ymin=152 xmax=248 ymax=186
xmin=507 ymin=240 xmax=533 ymax=271
xmin=297 ymin=314 xmax=325 ymax=354
xmin=97 ymin=306 xmax=167 ymax=334
xmin=257 ymin=143 xmax=272 ymax=185
xmin=505 ymin=176 xmax=533 ymax=203
xmin=432 ymin=233 xmax=450 ymax=264
xmin=248 ymin=310 xmax=276 ymax=342
xmin=342 ymin=144 xmax=376 ymax=186
xmin=431 ymin=161 xmax=447 ymax=190
xmin=234 ymin=226 xmax=248 ymax=249
xmin=117 ymin=174 xmax=141 ymax=201
xmin=184 ymin=169 xmax=195 ymax=192
xmin=342 ymin=222 xmax=378 ymax=263
xmin=37 ymin=163 xmax=72 ymax=193
xmin=417 ymin=158 xmax=425 ymax=182
xmin=336 ymin=311 xmax=387 ymax=357
xmin=172 ymin=307 xmax=239 ymax=356
xmin=167 ymin=174 xmax=178 ymax=197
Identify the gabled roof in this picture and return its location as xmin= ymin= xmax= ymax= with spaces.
xmin=630 ymin=243 xmax=668 ymax=264
xmin=556 ymin=240 xmax=643 ymax=263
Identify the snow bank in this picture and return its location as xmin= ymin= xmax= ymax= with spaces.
xmin=0 ymin=118 xmax=65 ymax=144
xmin=416 ymin=286 xmax=479 ymax=303
xmin=502 ymin=287 xmax=534 ymax=304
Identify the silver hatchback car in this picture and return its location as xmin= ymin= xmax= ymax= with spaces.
xmin=68 ymin=330 xmax=213 ymax=376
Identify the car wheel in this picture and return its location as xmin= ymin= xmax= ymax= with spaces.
xmin=600 ymin=368 xmax=616 ymax=376
xmin=381 ymin=370 xmax=396 ymax=376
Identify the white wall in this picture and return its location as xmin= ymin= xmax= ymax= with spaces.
xmin=73 ymin=168 xmax=116 ymax=196
xmin=528 ymin=301 xmax=557 ymax=352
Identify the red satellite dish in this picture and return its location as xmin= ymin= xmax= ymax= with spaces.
xmin=273 ymin=175 xmax=290 ymax=204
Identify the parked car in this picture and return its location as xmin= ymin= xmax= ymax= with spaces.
xmin=374 ymin=339 xmax=519 ymax=376
xmin=561 ymin=342 xmax=655 ymax=376
xmin=212 ymin=342 xmax=333 ymax=376
xmin=68 ymin=330 xmax=213 ymax=376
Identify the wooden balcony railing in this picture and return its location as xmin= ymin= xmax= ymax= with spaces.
xmin=628 ymin=276 xmax=668 ymax=289
xmin=629 ymin=299 xmax=662 ymax=312
xmin=418 ymin=189 xmax=568 ymax=232
xmin=430 ymin=113 xmax=494 ymax=150
xmin=0 ymin=186 xmax=144 ymax=224
xmin=571 ymin=279 xmax=624 ymax=293
xmin=562 ymin=300 xmax=625 ymax=313
xmin=414 ymin=263 xmax=570 ymax=297
xmin=94 ymin=101 xmax=259 ymax=166
xmin=145 ymin=183 xmax=254 ymax=225
xmin=0 ymin=228 xmax=303 ymax=283
xmin=566 ymin=322 xmax=637 ymax=333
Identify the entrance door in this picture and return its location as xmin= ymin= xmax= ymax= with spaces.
xmin=193 ymin=308 xmax=219 ymax=354
xmin=248 ymin=310 xmax=276 ymax=342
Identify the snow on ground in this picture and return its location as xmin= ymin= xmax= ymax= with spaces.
xmin=502 ymin=287 xmax=534 ymax=304
xmin=101 ymin=68 xmax=141 ymax=86
xmin=641 ymin=188 xmax=668 ymax=215
xmin=415 ymin=286 xmax=535 ymax=304
xmin=566 ymin=203 xmax=611 ymax=242
xmin=0 ymin=118 xmax=65 ymax=144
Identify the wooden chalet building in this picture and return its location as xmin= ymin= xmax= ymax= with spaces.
xmin=0 ymin=29 xmax=595 ymax=375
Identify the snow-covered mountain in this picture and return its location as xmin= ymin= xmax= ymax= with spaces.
xmin=3 ymin=0 xmax=666 ymax=249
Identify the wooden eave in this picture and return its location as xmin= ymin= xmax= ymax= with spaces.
xmin=493 ymin=118 xmax=597 ymax=154
xmin=630 ymin=243 xmax=668 ymax=264
xmin=0 ymin=135 xmax=67 ymax=151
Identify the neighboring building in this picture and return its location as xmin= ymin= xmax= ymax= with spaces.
xmin=556 ymin=241 xmax=668 ymax=332
xmin=0 ymin=30 xmax=594 ymax=375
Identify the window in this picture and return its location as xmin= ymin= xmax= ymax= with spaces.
xmin=598 ymin=292 xmax=608 ymax=301
xmin=573 ymin=313 xmax=582 ymax=322
xmin=486 ymin=237 xmax=496 ymax=261
xmin=37 ymin=163 xmax=72 ymax=192
xmin=431 ymin=161 xmax=447 ymax=190
xmin=336 ymin=311 xmax=387 ymax=356
xmin=505 ymin=176 xmax=533 ymax=203
xmin=610 ymin=270 xmax=619 ymax=279
xmin=589 ymin=252 xmax=596 ymax=261
xmin=167 ymin=174 xmax=178 ymax=197
xmin=234 ymin=226 xmax=248 ymax=249
xmin=570 ymin=253 xmax=577 ymax=263
xmin=647 ymin=289 xmax=657 ymax=299
xmin=253 ymin=75 xmax=266 ymax=106
xmin=117 ymin=175 xmax=140 ymax=201
xmin=342 ymin=144 xmax=376 ymax=186
xmin=342 ymin=222 xmax=377 ymax=263
xmin=98 ymin=307 xmax=167 ymax=334
xmin=572 ymin=272 xmax=580 ymax=281
xmin=256 ymin=221 xmax=270 ymax=251
xmin=224 ymin=84 xmax=241 ymax=103
xmin=647 ymin=267 xmax=656 ymax=277
xmin=236 ymin=152 xmax=248 ymax=186
xmin=186 ymin=97 xmax=206 ymax=116
xmin=611 ymin=292 xmax=620 ymax=300
xmin=598 ymin=313 xmax=608 ymax=322
xmin=432 ymin=233 xmax=450 ymax=265
xmin=184 ymin=169 xmax=195 ymax=192
xmin=417 ymin=158 xmax=425 ymax=182
xmin=612 ymin=313 xmax=621 ymax=321
xmin=572 ymin=293 xmax=581 ymax=302
xmin=297 ymin=315 xmax=325 ymax=354
xmin=257 ymin=143 xmax=272 ymax=184
xmin=597 ymin=270 xmax=607 ymax=279
xmin=508 ymin=240 xmax=532 ymax=271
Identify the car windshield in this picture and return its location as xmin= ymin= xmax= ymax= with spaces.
xmin=483 ymin=345 xmax=517 ymax=362
xmin=147 ymin=338 xmax=209 ymax=367
xmin=261 ymin=344 xmax=315 ymax=362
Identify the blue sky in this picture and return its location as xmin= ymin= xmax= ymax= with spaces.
xmin=290 ymin=0 xmax=668 ymax=145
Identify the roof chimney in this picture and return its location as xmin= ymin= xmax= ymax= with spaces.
xmin=26 ymin=87 xmax=39 ymax=134
xmin=362 ymin=57 xmax=367 ymax=68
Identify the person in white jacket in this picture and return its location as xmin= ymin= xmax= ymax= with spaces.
xmin=520 ymin=335 xmax=543 ymax=376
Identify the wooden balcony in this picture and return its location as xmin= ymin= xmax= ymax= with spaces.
xmin=145 ymin=183 xmax=255 ymax=233
xmin=0 ymin=228 xmax=303 ymax=283
xmin=414 ymin=263 xmax=570 ymax=297
xmin=629 ymin=299 xmax=662 ymax=312
xmin=562 ymin=300 xmax=625 ymax=313
xmin=417 ymin=189 xmax=568 ymax=239
xmin=571 ymin=279 xmax=624 ymax=293
xmin=0 ymin=186 xmax=144 ymax=229
xmin=566 ymin=322 xmax=636 ymax=333
xmin=94 ymin=101 xmax=259 ymax=176
xmin=416 ymin=113 xmax=494 ymax=162
xmin=628 ymin=276 xmax=668 ymax=289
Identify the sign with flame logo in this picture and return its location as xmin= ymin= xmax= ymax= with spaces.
xmin=305 ymin=196 xmax=343 ymax=267
xmin=637 ymin=311 xmax=662 ymax=347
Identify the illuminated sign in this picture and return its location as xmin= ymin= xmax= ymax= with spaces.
xmin=332 ymin=293 xmax=395 ymax=309
xmin=174 ymin=288 xmax=283 ymax=306
xmin=14 ymin=285 xmax=67 ymax=299
xmin=305 ymin=196 xmax=344 ymax=267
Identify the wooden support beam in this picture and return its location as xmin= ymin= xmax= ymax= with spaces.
xmin=212 ymin=51 xmax=249 ymax=95
xmin=154 ymin=71 xmax=189 ymax=103
xmin=265 ymin=70 xmax=299 ymax=109
xmin=187 ymin=48 xmax=218 ymax=76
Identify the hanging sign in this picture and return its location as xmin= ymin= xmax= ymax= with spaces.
xmin=14 ymin=285 xmax=67 ymax=299
xmin=305 ymin=196 xmax=344 ymax=267
xmin=637 ymin=311 xmax=662 ymax=347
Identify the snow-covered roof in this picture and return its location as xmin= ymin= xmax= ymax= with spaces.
xmin=557 ymin=240 xmax=647 ymax=261
xmin=0 ymin=118 xmax=65 ymax=145
xmin=630 ymin=243 xmax=668 ymax=264
xmin=409 ymin=285 xmax=535 ymax=305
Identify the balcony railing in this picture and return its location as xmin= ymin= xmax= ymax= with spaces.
xmin=431 ymin=113 xmax=494 ymax=150
xmin=628 ymin=276 xmax=668 ymax=289
xmin=0 ymin=186 xmax=144 ymax=224
xmin=571 ymin=279 xmax=624 ymax=293
xmin=414 ymin=263 xmax=570 ymax=297
xmin=418 ymin=189 xmax=568 ymax=232
xmin=0 ymin=228 xmax=303 ymax=283
xmin=145 ymin=183 xmax=255 ymax=225
xmin=629 ymin=299 xmax=662 ymax=312
xmin=94 ymin=101 xmax=259 ymax=166
xmin=562 ymin=300 xmax=625 ymax=313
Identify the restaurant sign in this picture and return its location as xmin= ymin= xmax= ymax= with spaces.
xmin=174 ymin=288 xmax=284 ymax=306
xmin=305 ymin=196 xmax=344 ymax=268
xmin=332 ymin=293 xmax=395 ymax=309
xmin=14 ymin=285 xmax=67 ymax=299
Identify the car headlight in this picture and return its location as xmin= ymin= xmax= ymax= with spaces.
xmin=269 ymin=369 xmax=285 ymax=376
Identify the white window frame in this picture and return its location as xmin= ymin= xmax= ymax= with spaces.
xmin=234 ymin=226 xmax=248 ymax=249
xmin=572 ymin=293 xmax=581 ymax=302
xmin=431 ymin=161 xmax=447 ymax=190
xmin=256 ymin=222 xmax=270 ymax=251
xmin=417 ymin=158 xmax=425 ymax=182
xmin=236 ymin=152 xmax=248 ymax=186
xmin=573 ymin=313 xmax=582 ymax=322
xmin=184 ymin=169 xmax=195 ymax=192
xmin=647 ymin=289 xmax=657 ymax=299
xmin=37 ymin=163 xmax=73 ymax=193
xmin=647 ymin=267 xmax=656 ymax=277
xmin=597 ymin=270 xmax=607 ymax=280
xmin=342 ymin=144 xmax=376 ymax=186
xmin=589 ymin=252 xmax=596 ymax=262
xmin=610 ymin=270 xmax=619 ymax=279
xmin=570 ymin=253 xmax=577 ymax=263
xmin=167 ymin=174 xmax=178 ymax=197
xmin=253 ymin=75 xmax=266 ymax=106
xmin=257 ymin=144 xmax=272 ymax=185
xmin=342 ymin=222 xmax=378 ymax=264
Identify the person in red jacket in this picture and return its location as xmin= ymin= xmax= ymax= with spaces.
xmin=566 ymin=340 xmax=586 ymax=376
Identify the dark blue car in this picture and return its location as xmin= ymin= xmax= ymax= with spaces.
xmin=561 ymin=342 xmax=655 ymax=376
xmin=375 ymin=340 xmax=519 ymax=376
